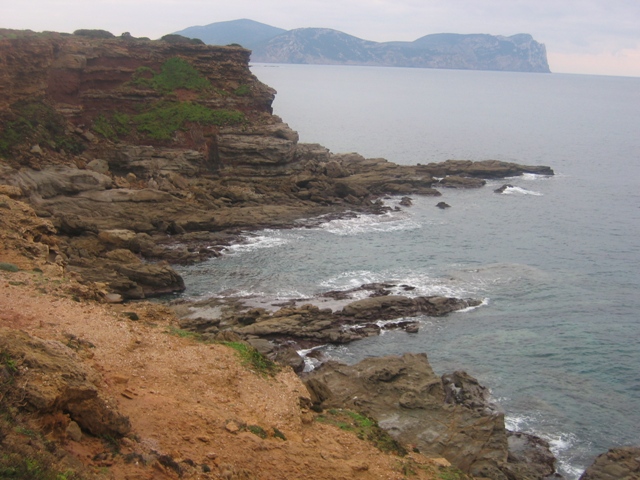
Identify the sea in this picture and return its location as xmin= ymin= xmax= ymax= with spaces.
xmin=179 ymin=64 xmax=640 ymax=478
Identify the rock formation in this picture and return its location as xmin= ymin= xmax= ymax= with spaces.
xmin=0 ymin=327 xmax=130 ymax=438
xmin=579 ymin=447 xmax=640 ymax=480
xmin=0 ymin=29 xmax=571 ymax=479
xmin=305 ymin=353 xmax=560 ymax=479
xmin=0 ymin=29 xmax=553 ymax=301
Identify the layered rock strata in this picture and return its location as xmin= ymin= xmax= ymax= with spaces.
xmin=0 ymin=29 xmax=553 ymax=301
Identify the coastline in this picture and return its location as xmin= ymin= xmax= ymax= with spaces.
xmin=2 ymin=28 xmax=637 ymax=479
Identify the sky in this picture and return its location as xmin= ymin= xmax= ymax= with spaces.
xmin=3 ymin=0 xmax=640 ymax=77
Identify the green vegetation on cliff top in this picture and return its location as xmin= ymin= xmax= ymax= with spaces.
xmin=94 ymin=57 xmax=245 ymax=141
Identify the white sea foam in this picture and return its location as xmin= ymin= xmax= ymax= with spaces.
xmin=501 ymin=186 xmax=543 ymax=196
xmin=319 ymin=270 xmax=473 ymax=299
xmin=319 ymin=210 xmax=420 ymax=236
xmin=225 ymin=232 xmax=290 ymax=254
xmin=298 ymin=345 xmax=327 ymax=372
xmin=521 ymin=173 xmax=552 ymax=181
xmin=456 ymin=297 xmax=490 ymax=313
xmin=505 ymin=413 xmax=583 ymax=479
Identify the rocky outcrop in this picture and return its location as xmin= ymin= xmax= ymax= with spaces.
xmin=305 ymin=353 xmax=560 ymax=479
xmin=0 ymin=327 xmax=130 ymax=437
xmin=0 ymin=29 xmax=554 ymax=299
xmin=177 ymin=283 xmax=481 ymax=348
xmin=420 ymin=159 xmax=554 ymax=178
xmin=579 ymin=447 xmax=640 ymax=480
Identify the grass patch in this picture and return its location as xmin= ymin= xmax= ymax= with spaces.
xmin=152 ymin=57 xmax=211 ymax=92
xmin=234 ymin=84 xmax=250 ymax=96
xmin=132 ymin=102 xmax=244 ymax=140
xmin=437 ymin=468 xmax=472 ymax=480
xmin=316 ymin=408 xmax=407 ymax=456
xmin=129 ymin=57 xmax=210 ymax=93
xmin=92 ymin=112 xmax=130 ymax=141
xmin=0 ymin=262 xmax=20 ymax=272
xmin=0 ymin=453 xmax=80 ymax=479
xmin=223 ymin=342 xmax=279 ymax=377
xmin=165 ymin=325 xmax=204 ymax=341
xmin=0 ymin=101 xmax=85 ymax=157
xmin=272 ymin=427 xmax=286 ymax=440
xmin=246 ymin=425 xmax=267 ymax=439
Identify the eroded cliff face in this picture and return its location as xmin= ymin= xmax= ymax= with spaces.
xmin=0 ymin=28 xmax=552 ymax=302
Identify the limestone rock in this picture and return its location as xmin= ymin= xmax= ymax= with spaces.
xmin=6 ymin=166 xmax=113 ymax=199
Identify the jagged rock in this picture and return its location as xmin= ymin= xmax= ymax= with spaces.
xmin=438 ymin=175 xmax=487 ymax=188
xmin=4 ymin=166 xmax=113 ymax=199
xmin=218 ymin=122 xmax=299 ymax=168
xmin=0 ymin=327 xmax=131 ymax=437
xmin=505 ymin=431 xmax=560 ymax=480
xmin=86 ymin=159 xmax=110 ymax=175
xmin=579 ymin=446 xmax=640 ymax=480
xmin=399 ymin=196 xmax=413 ymax=206
xmin=495 ymin=184 xmax=514 ymax=193
xmin=341 ymin=295 xmax=481 ymax=320
xmin=305 ymin=353 xmax=559 ymax=480
xmin=443 ymin=370 xmax=500 ymax=414
xmin=420 ymin=159 xmax=554 ymax=178
xmin=270 ymin=346 xmax=305 ymax=373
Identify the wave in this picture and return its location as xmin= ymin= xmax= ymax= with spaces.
xmin=318 ymin=210 xmax=421 ymax=236
xmin=500 ymin=186 xmax=543 ymax=196
xmin=505 ymin=413 xmax=584 ymax=479
xmin=225 ymin=231 xmax=295 ymax=254
xmin=319 ymin=270 xmax=473 ymax=298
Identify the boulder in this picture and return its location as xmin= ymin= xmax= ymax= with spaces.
xmin=305 ymin=353 xmax=560 ymax=480
xmin=6 ymin=166 xmax=113 ymax=199
xmin=579 ymin=446 xmax=640 ymax=480
xmin=495 ymin=184 xmax=514 ymax=194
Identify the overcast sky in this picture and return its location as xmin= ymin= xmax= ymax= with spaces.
xmin=4 ymin=0 xmax=640 ymax=77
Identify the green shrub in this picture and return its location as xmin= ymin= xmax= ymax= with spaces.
xmin=133 ymin=102 xmax=244 ymax=140
xmin=92 ymin=113 xmax=131 ymax=140
xmin=246 ymin=425 xmax=267 ymax=439
xmin=316 ymin=408 xmax=407 ymax=456
xmin=234 ymin=84 xmax=251 ymax=96
xmin=152 ymin=57 xmax=211 ymax=92
xmin=0 ymin=263 xmax=20 ymax=272
xmin=223 ymin=342 xmax=279 ymax=377
xmin=0 ymin=101 xmax=84 ymax=156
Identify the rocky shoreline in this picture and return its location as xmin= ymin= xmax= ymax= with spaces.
xmin=1 ymin=28 xmax=636 ymax=479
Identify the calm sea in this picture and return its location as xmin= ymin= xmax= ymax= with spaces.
xmin=180 ymin=64 xmax=640 ymax=478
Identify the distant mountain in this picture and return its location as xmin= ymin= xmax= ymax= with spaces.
xmin=174 ymin=20 xmax=550 ymax=73
xmin=173 ymin=19 xmax=286 ymax=50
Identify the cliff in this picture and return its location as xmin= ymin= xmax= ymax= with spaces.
xmin=252 ymin=29 xmax=550 ymax=73
xmin=174 ymin=19 xmax=551 ymax=73
xmin=0 ymin=28 xmax=573 ymax=479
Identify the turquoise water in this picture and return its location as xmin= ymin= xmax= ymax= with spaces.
xmin=180 ymin=65 xmax=640 ymax=478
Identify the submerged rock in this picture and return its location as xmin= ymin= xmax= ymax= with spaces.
xmin=495 ymin=184 xmax=514 ymax=194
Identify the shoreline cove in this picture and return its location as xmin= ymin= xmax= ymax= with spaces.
xmin=1 ymin=29 xmax=638 ymax=479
